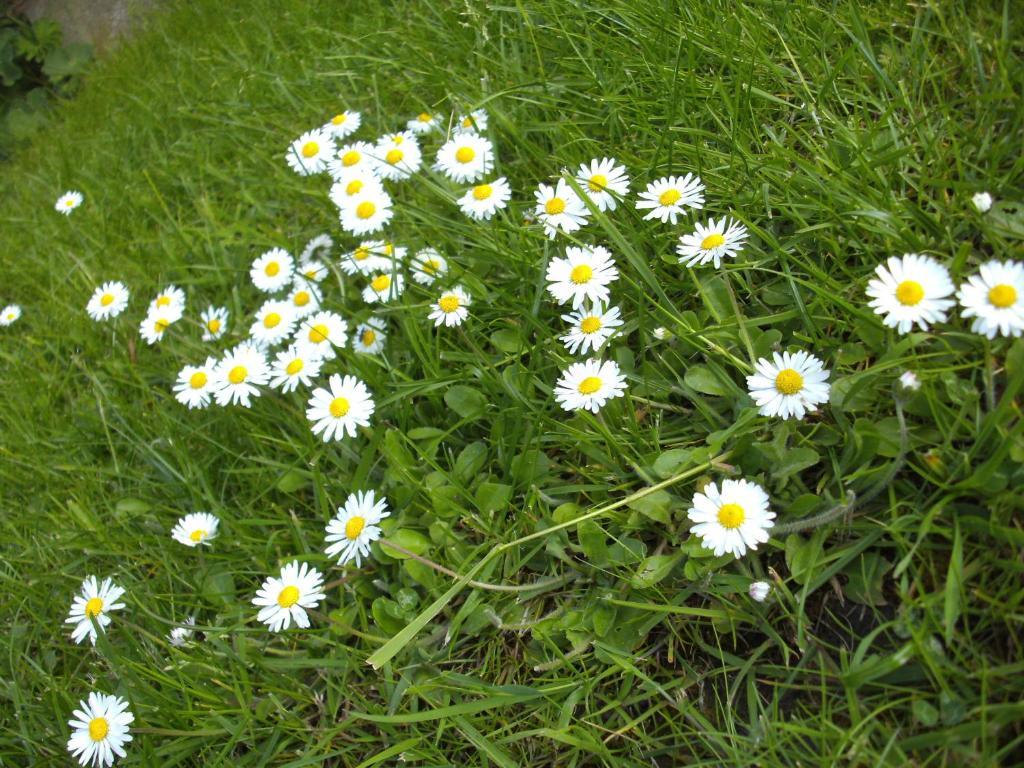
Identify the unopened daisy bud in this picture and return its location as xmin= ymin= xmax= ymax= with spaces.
xmin=971 ymin=191 xmax=993 ymax=213
xmin=898 ymin=371 xmax=920 ymax=391
xmin=653 ymin=327 xmax=670 ymax=340
xmin=748 ymin=581 xmax=771 ymax=602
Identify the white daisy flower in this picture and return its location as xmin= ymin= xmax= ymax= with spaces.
xmin=149 ymin=285 xmax=186 ymax=313
xmin=458 ymin=177 xmax=511 ymax=220
xmin=957 ymin=260 xmax=1024 ymax=339
xmin=201 ymin=305 xmax=229 ymax=341
xmin=287 ymin=280 xmax=321 ymax=318
xmin=327 ymin=141 xmax=379 ymax=180
xmin=435 ymin=133 xmax=494 ymax=182
xmin=362 ymin=271 xmax=405 ymax=304
xmin=211 ymin=343 xmax=270 ymax=407
xmin=339 ymin=187 xmax=394 ymax=236
xmin=324 ymin=490 xmax=390 ymax=567
xmin=652 ymin=326 xmax=670 ymax=341
xmin=299 ymin=234 xmax=334 ymax=264
xmin=66 ymin=691 xmax=133 ymax=767
xmin=86 ymin=281 xmax=130 ymax=321
xmin=972 ymin=191 xmax=993 ymax=213
xmin=286 ymin=129 xmax=333 ymax=176
xmin=576 ymin=157 xmax=630 ymax=212
xmin=545 ymin=244 xmax=618 ymax=308
xmin=295 ymin=260 xmax=328 ymax=285
xmin=0 ymin=304 xmax=22 ymax=326
xmin=748 ymin=581 xmax=771 ymax=602
xmin=676 ymin=217 xmax=749 ymax=269
xmin=171 ymin=512 xmax=220 ymax=547
xmin=269 ymin=344 xmax=323 ymax=392
xmin=329 ymin=171 xmax=385 ymax=209
xmin=746 ymin=350 xmax=831 ymax=421
xmin=322 ymin=110 xmax=361 ymax=139
xmin=353 ymin=317 xmax=386 ymax=354
xmin=410 ymin=248 xmax=448 ymax=284
xmin=56 ymin=190 xmax=84 ymax=215
xmin=687 ymin=478 xmax=775 ymax=559
xmin=454 ymin=108 xmax=488 ymax=134
xmin=252 ymin=561 xmax=325 ymax=633
xmin=250 ymin=248 xmax=294 ymax=293
xmin=374 ymin=131 xmax=422 ymax=181
xmin=173 ymin=357 xmax=217 ymax=409
xmin=865 ymin=253 xmax=955 ymax=334
xmin=65 ymin=576 xmax=126 ymax=646
xmin=293 ymin=310 xmax=348 ymax=361
xmin=535 ymin=180 xmax=589 ymax=239
xmin=339 ymin=240 xmax=398 ymax=276
xmin=898 ymin=371 xmax=921 ymax=391
xmin=560 ymin=302 xmax=623 ymax=355
xmin=429 ymin=285 xmax=471 ymax=327
xmin=168 ymin=616 xmax=196 ymax=647
xmin=635 ymin=174 xmax=705 ymax=224
xmin=554 ymin=358 xmax=627 ymax=413
xmin=249 ymin=299 xmax=296 ymax=348
xmin=306 ymin=373 xmax=375 ymax=441
xmin=139 ymin=305 xmax=183 ymax=345
xmin=407 ymin=111 xmax=439 ymax=134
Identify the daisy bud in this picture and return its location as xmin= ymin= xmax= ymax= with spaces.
xmin=971 ymin=191 xmax=993 ymax=213
xmin=748 ymin=581 xmax=771 ymax=602
xmin=898 ymin=371 xmax=921 ymax=391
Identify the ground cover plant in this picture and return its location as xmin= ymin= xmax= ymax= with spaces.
xmin=1 ymin=0 xmax=1022 ymax=765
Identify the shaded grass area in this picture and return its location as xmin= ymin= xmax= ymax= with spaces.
xmin=1 ymin=0 xmax=1023 ymax=764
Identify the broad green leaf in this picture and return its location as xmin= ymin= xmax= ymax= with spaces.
xmin=444 ymin=385 xmax=487 ymax=419
xmin=474 ymin=482 xmax=512 ymax=513
xmin=630 ymin=553 xmax=683 ymax=588
xmin=684 ymin=364 xmax=732 ymax=396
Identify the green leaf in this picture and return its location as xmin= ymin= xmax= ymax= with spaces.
xmin=474 ymin=482 xmax=512 ymax=513
xmin=454 ymin=441 xmax=487 ymax=483
xmin=444 ymin=385 xmax=487 ymax=419
xmin=944 ymin=521 xmax=963 ymax=644
xmin=200 ymin=570 xmax=236 ymax=606
xmin=490 ymin=329 xmax=523 ymax=353
xmin=371 ymin=597 xmax=406 ymax=635
xmin=276 ymin=469 xmax=308 ymax=493
xmin=630 ymin=553 xmax=683 ymax=588
xmin=842 ymin=552 xmax=891 ymax=606
xmin=652 ymin=448 xmax=692 ymax=479
xmin=380 ymin=529 xmax=432 ymax=560
xmin=774 ymin=446 xmax=820 ymax=484
xmin=577 ymin=520 xmax=608 ymax=566
xmin=115 ymin=498 xmax=151 ymax=515
xmin=785 ymin=533 xmax=823 ymax=585
xmin=42 ymin=42 xmax=93 ymax=82
xmin=684 ymin=364 xmax=732 ymax=396
xmin=626 ymin=488 xmax=672 ymax=524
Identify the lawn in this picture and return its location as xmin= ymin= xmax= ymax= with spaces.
xmin=1 ymin=0 xmax=1022 ymax=765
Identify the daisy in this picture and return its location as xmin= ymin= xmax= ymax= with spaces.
xmin=250 ymin=248 xmax=294 ymax=293
xmin=287 ymin=280 xmax=321 ymax=318
xmin=407 ymin=111 xmax=439 ymax=134
xmin=545 ymin=245 xmax=618 ymax=308
xmin=362 ymin=271 xmax=405 ymax=304
xmin=86 ymin=281 xmax=130 ymax=321
xmin=374 ymin=131 xmax=422 ymax=181
xmin=455 ymin=108 xmax=488 ymax=133
xmin=296 ymin=260 xmax=328 ymax=285
xmin=554 ymin=358 xmax=628 ymax=413
xmin=269 ymin=344 xmax=323 ymax=392
xmin=327 ymin=141 xmax=379 ymax=180
xmin=65 ymin=576 xmax=126 ymax=646
xmin=66 ymin=692 xmax=133 ymax=767
xmin=168 ymin=616 xmax=196 ymax=647
xmin=428 ymin=286 xmax=471 ymax=327
xmin=957 ymin=260 xmax=1024 ymax=338
xmin=898 ymin=371 xmax=921 ymax=391
xmin=339 ymin=240 xmax=394 ymax=276
xmin=56 ymin=190 xmax=84 ymax=215
xmin=535 ymin=180 xmax=589 ymax=238
xmin=294 ymin=310 xmax=348 ymax=361
xmin=149 ymin=285 xmax=186 ymax=313
xmin=252 ymin=561 xmax=325 ymax=633
xmin=748 ymin=581 xmax=771 ymax=602
xmin=677 ymin=217 xmax=749 ymax=269
xmin=324 ymin=490 xmax=390 ymax=567
xmin=0 ymin=304 xmax=22 ymax=326
xmin=410 ymin=248 xmax=448 ymax=284
xmin=560 ymin=302 xmax=623 ymax=354
xmin=299 ymin=234 xmax=334 ymax=264
xmin=687 ymin=478 xmax=775 ymax=559
xmin=576 ymin=157 xmax=630 ymax=212
xmin=201 ymin=305 xmax=229 ymax=341
xmin=172 ymin=357 xmax=217 ymax=409
xmin=339 ymin=187 xmax=394 ymax=236
xmin=139 ymin=305 xmax=183 ymax=345
xmin=286 ymin=129 xmax=333 ymax=175
xmin=353 ymin=317 xmax=386 ymax=354
xmin=329 ymin=171 xmax=385 ymax=209
xmin=972 ymin=191 xmax=993 ymax=213
xmin=635 ymin=174 xmax=705 ymax=224
xmin=322 ymin=110 xmax=361 ymax=139
xmin=306 ymin=373 xmax=375 ymax=441
xmin=458 ymin=177 xmax=511 ymax=220
xmin=746 ymin=350 xmax=831 ymax=421
xmin=249 ymin=299 xmax=296 ymax=347
xmin=435 ymin=133 xmax=494 ymax=182
xmin=211 ymin=343 xmax=269 ymax=407
xmin=171 ymin=512 xmax=220 ymax=547
xmin=865 ymin=254 xmax=955 ymax=334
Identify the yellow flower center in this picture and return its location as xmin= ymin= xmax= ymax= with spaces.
xmin=84 ymin=597 xmax=104 ymax=618
xmin=391 ymin=135 xmax=403 ymax=145
xmin=418 ymin=112 xmax=432 ymax=122
xmin=154 ymin=319 xmax=170 ymax=334
xmin=570 ymin=264 xmax=593 ymax=284
xmin=341 ymin=150 xmax=360 ymax=167
xmin=988 ymin=284 xmax=1017 ymax=308
xmin=354 ymin=247 xmax=369 ymax=261
xmin=228 ymin=365 xmax=247 ymax=384
xmin=345 ymin=516 xmax=366 ymax=540
xmin=356 ymin=201 xmax=376 ymax=219
xmin=156 ymin=296 xmax=171 ymax=308
xmin=701 ymin=233 xmax=726 ymax=250
xmin=207 ymin=318 xmax=221 ymax=333
xmin=455 ymin=146 xmax=475 ymax=163
xmin=588 ymin=174 xmax=607 ymax=192
xmin=717 ymin=503 xmax=745 ymax=529
xmin=580 ymin=316 xmax=602 ymax=334
xmin=361 ymin=329 xmax=376 ymax=346
xmin=383 ymin=243 xmax=394 ymax=255
xmin=65 ymin=199 xmax=75 ymax=207
xmin=895 ymin=280 xmax=924 ymax=306
xmin=189 ymin=371 xmax=207 ymax=389
xmin=301 ymin=141 xmax=319 ymax=158
xmin=88 ymin=717 xmax=109 ymax=742
xmin=294 ymin=290 xmax=310 ymax=306
xmin=100 ymin=293 xmax=114 ymax=307
xmin=286 ymin=358 xmax=304 ymax=375
xmin=346 ymin=179 xmax=363 ymax=195
xmin=774 ymin=368 xmax=803 ymax=395
xmin=371 ymin=274 xmax=391 ymax=292
xmin=331 ymin=113 xmax=347 ymax=125
xmin=330 ymin=397 xmax=350 ymax=417
xmin=473 ymin=184 xmax=493 ymax=201
xmin=659 ymin=189 xmax=682 ymax=206
xmin=308 ymin=323 xmax=329 ymax=343
xmin=385 ymin=148 xmax=403 ymax=165
xmin=462 ymin=116 xmax=474 ymax=127
xmin=189 ymin=529 xmax=206 ymax=542
xmin=577 ymin=376 xmax=602 ymax=395
xmin=439 ymin=295 xmax=460 ymax=313
xmin=263 ymin=312 xmax=281 ymax=328
xmin=265 ymin=261 xmax=280 ymax=277
xmin=422 ymin=259 xmax=440 ymax=274
xmin=304 ymin=268 xmax=318 ymax=279
xmin=277 ymin=585 xmax=300 ymax=608
xmin=545 ymin=197 xmax=566 ymax=215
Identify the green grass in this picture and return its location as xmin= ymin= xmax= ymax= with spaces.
xmin=1 ymin=0 xmax=1023 ymax=764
